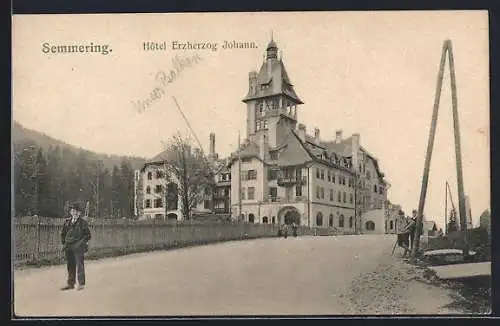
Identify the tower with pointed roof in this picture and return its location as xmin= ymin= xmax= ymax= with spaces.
xmin=242 ymin=37 xmax=303 ymax=151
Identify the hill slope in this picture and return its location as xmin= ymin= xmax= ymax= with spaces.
xmin=12 ymin=121 xmax=147 ymax=170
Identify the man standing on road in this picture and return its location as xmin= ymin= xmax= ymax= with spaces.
xmin=396 ymin=217 xmax=413 ymax=257
xmin=409 ymin=210 xmax=420 ymax=252
xmin=60 ymin=202 xmax=92 ymax=291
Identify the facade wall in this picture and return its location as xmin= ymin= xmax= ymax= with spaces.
xmin=308 ymin=162 xmax=356 ymax=229
xmin=361 ymin=208 xmax=386 ymax=234
xmin=237 ymin=202 xmax=308 ymax=225
xmin=140 ymin=164 xmax=184 ymax=221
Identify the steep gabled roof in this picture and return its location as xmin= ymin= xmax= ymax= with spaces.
xmin=423 ymin=221 xmax=438 ymax=232
xmin=274 ymin=131 xmax=314 ymax=166
xmin=243 ymin=58 xmax=303 ymax=104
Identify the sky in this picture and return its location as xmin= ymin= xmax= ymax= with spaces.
xmin=12 ymin=11 xmax=490 ymax=229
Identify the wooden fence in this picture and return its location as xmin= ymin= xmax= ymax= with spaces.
xmin=13 ymin=216 xmax=353 ymax=266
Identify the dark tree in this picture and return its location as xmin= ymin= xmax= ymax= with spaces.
xmin=163 ymin=133 xmax=214 ymax=220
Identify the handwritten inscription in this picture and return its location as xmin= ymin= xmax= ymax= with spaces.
xmin=132 ymin=54 xmax=203 ymax=113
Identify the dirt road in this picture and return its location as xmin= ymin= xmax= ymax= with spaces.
xmin=13 ymin=235 xmax=461 ymax=316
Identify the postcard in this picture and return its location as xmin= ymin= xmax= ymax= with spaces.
xmin=12 ymin=11 xmax=490 ymax=317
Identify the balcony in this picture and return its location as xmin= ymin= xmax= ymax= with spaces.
xmin=213 ymin=194 xmax=230 ymax=200
xmin=264 ymin=196 xmax=307 ymax=204
xmin=277 ymin=175 xmax=307 ymax=186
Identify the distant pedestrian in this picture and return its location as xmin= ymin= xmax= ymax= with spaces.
xmin=292 ymin=222 xmax=298 ymax=237
xmin=60 ymin=202 xmax=92 ymax=291
xmin=397 ymin=217 xmax=415 ymax=257
xmin=283 ymin=224 xmax=288 ymax=239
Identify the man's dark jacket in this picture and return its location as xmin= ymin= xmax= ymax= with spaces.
xmin=61 ymin=217 xmax=92 ymax=252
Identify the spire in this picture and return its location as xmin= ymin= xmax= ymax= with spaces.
xmin=266 ymin=33 xmax=278 ymax=60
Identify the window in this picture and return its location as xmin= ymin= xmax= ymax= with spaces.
xmin=154 ymin=198 xmax=163 ymax=208
xmin=156 ymin=170 xmax=164 ymax=178
xmin=339 ymin=215 xmax=345 ymax=227
xmin=269 ymin=186 xmax=278 ymax=198
xmin=332 ymin=174 xmax=336 ymax=183
xmin=316 ymin=212 xmax=323 ymax=226
xmin=365 ymin=221 xmax=375 ymax=231
xmin=268 ymin=169 xmax=278 ymax=180
xmin=272 ymin=216 xmax=276 ymax=224
xmin=242 ymin=157 xmax=252 ymax=163
xmin=155 ymin=214 xmax=163 ymax=220
xmin=349 ymin=193 xmax=354 ymax=204
xmin=263 ymin=120 xmax=269 ymax=129
xmin=263 ymin=216 xmax=268 ymax=223
xmin=327 ymin=170 xmax=331 ymax=182
xmin=166 ymin=183 xmax=179 ymax=210
xmin=338 ymin=191 xmax=342 ymax=202
xmin=241 ymin=187 xmax=246 ymax=200
xmin=349 ymin=216 xmax=353 ymax=228
xmin=155 ymin=185 xmax=163 ymax=193
xmin=390 ymin=220 xmax=394 ymax=230
xmin=343 ymin=192 xmax=346 ymax=203
xmin=248 ymin=187 xmax=255 ymax=200
xmin=247 ymin=170 xmax=257 ymax=180
xmin=316 ymin=168 xmax=320 ymax=178
xmin=374 ymin=184 xmax=378 ymax=193
xmin=270 ymin=151 xmax=279 ymax=160
xmin=146 ymin=186 xmax=151 ymax=194
xmin=316 ymin=186 xmax=320 ymax=199
xmin=320 ymin=169 xmax=325 ymax=180
xmin=145 ymin=199 xmax=151 ymax=208
xmin=320 ymin=187 xmax=325 ymax=199
xmin=147 ymin=172 xmax=152 ymax=180
xmin=249 ymin=214 xmax=255 ymax=223
xmin=379 ymin=187 xmax=384 ymax=195
xmin=329 ymin=214 xmax=334 ymax=227
xmin=330 ymin=189 xmax=334 ymax=201
xmin=204 ymin=200 xmax=211 ymax=209
xmin=295 ymin=185 xmax=302 ymax=197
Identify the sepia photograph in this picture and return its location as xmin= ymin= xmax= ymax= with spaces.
xmin=11 ymin=11 xmax=490 ymax=317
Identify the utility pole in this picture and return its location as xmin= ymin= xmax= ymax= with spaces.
xmin=411 ymin=39 xmax=468 ymax=258
xmin=411 ymin=41 xmax=447 ymax=258
xmin=448 ymin=40 xmax=469 ymax=256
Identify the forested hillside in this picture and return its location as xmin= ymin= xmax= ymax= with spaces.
xmin=12 ymin=121 xmax=148 ymax=218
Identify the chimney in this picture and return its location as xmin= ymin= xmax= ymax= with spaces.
xmin=351 ymin=133 xmax=360 ymax=171
xmin=209 ymin=132 xmax=216 ymax=157
xmin=248 ymin=71 xmax=258 ymax=96
xmin=314 ymin=127 xmax=320 ymax=143
xmin=259 ymin=133 xmax=268 ymax=159
xmin=297 ymin=123 xmax=306 ymax=142
xmin=335 ymin=129 xmax=343 ymax=144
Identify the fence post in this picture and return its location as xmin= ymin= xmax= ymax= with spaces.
xmin=152 ymin=219 xmax=156 ymax=250
xmin=36 ymin=215 xmax=41 ymax=263
xmin=124 ymin=219 xmax=128 ymax=255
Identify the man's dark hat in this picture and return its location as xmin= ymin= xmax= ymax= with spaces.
xmin=69 ymin=202 xmax=82 ymax=212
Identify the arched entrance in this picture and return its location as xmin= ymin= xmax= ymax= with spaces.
xmin=278 ymin=206 xmax=301 ymax=225
xmin=166 ymin=213 xmax=178 ymax=221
